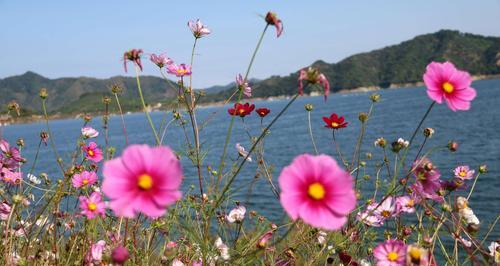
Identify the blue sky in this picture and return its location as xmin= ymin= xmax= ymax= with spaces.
xmin=1 ymin=0 xmax=499 ymax=88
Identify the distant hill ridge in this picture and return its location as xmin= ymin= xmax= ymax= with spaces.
xmin=1 ymin=30 xmax=499 ymax=116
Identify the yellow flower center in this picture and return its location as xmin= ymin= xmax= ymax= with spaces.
xmin=442 ymin=82 xmax=454 ymax=93
xmin=177 ymin=69 xmax=186 ymax=75
xmin=239 ymin=109 xmax=245 ymax=114
xmin=331 ymin=122 xmax=339 ymax=128
xmin=88 ymin=203 xmax=97 ymax=211
xmin=459 ymin=171 xmax=466 ymax=177
xmin=381 ymin=210 xmax=392 ymax=218
xmin=409 ymin=247 xmax=422 ymax=262
xmin=308 ymin=182 xmax=325 ymax=200
xmin=387 ymin=251 xmax=399 ymax=261
xmin=88 ymin=150 xmax=95 ymax=156
xmin=406 ymin=199 xmax=415 ymax=207
xmin=82 ymin=179 xmax=89 ymax=185
xmin=138 ymin=174 xmax=153 ymax=190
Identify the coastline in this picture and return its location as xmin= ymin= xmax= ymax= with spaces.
xmin=3 ymin=74 xmax=499 ymax=126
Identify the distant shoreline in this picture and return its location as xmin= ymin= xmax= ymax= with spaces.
xmin=3 ymin=74 xmax=499 ymax=126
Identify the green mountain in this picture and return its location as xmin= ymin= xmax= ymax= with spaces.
xmin=1 ymin=30 xmax=499 ymax=119
xmin=201 ymin=30 xmax=500 ymax=102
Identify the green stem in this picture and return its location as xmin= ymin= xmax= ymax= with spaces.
xmin=307 ymin=111 xmax=319 ymax=154
xmin=114 ymin=93 xmax=129 ymax=145
xmin=41 ymin=99 xmax=65 ymax=173
xmin=134 ymin=66 xmax=161 ymax=145
xmin=216 ymin=24 xmax=269 ymax=191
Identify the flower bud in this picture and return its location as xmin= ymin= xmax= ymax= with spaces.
xmin=370 ymin=93 xmax=381 ymax=102
xmin=403 ymin=226 xmax=412 ymax=236
xmin=424 ymin=162 xmax=434 ymax=171
xmin=478 ymin=164 xmax=488 ymax=174
xmin=110 ymin=84 xmax=123 ymax=94
xmin=102 ymin=96 xmax=112 ymax=104
xmin=16 ymin=138 xmax=25 ymax=147
xmin=448 ymin=141 xmax=458 ymax=152
xmin=423 ymin=127 xmax=435 ymax=138
xmin=111 ymin=246 xmax=130 ymax=265
xmin=304 ymin=104 xmax=314 ymax=111
xmin=467 ymin=223 xmax=480 ymax=233
xmin=83 ymin=114 xmax=92 ymax=122
xmin=39 ymin=88 xmax=48 ymax=99
xmin=374 ymin=137 xmax=386 ymax=147
xmin=358 ymin=112 xmax=368 ymax=123
xmin=12 ymin=194 xmax=23 ymax=204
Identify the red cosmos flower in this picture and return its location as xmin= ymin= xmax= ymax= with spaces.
xmin=228 ymin=103 xmax=255 ymax=117
xmin=123 ymin=49 xmax=143 ymax=72
xmin=322 ymin=113 xmax=348 ymax=129
xmin=256 ymin=108 xmax=270 ymax=118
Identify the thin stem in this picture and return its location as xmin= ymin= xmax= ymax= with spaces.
xmin=134 ymin=65 xmax=161 ymax=145
xmin=114 ymin=93 xmax=129 ymax=145
xmin=41 ymin=99 xmax=65 ymax=173
xmin=216 ymin=24 xmax=269 ymax=191
xmin=214 ymin=94 xmax=300 ymax=209
xmin=466 ymin=172 xmax=481 ymax=200
xmin=307 ymin=111 xmax=319 ymax=154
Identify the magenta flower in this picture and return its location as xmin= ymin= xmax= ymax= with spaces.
xmin=236 ymin=74 xmax=252 ymax=97
xmin=102 ymin=145 xmax=183 ymax=218
xmin=123 ymin=49 xmax=143 ymax=73
xmin=395 ymin=196 xmax=416 ymax=214
xmin=265 ymin=12 xmax=283 ymax=38
xmin=150 ymin=53 xmax=173 ymax=68
xmin=188 ymin=19 xmax=211 ymax=38
xmin=81 ymin=127 xmax=99 ymax=139
xmin=298 ymin=67 xmax=330 ymax=100
xmin=257 ymin=230 xmax=274 ymax=249
xmin=423 ymin=61 xmax=476 ymax=111
xmin=72 ymin=170 xmax=98 ymax=188
xmin=82 ymin=142 xmax=103 ymax=163
xmin=79 ymin=192 xmax=106 ymax=219
xmin=453 ymin=165 xmax=475 ymax=180
xmin=373 ymin=239 xmax=406 ymax=266
xmin=357 ymin=205 xmax=384 ymax=227
xmin=411 ymin=158 xmax=443 ymax=202
xmin=279 ymin=154 xmax=356 ymax=230
xmin=0 ymin=201 xmax=12 ymax=220
xmin=0 ymin=139 xmax=24 ymax=169
xmin=111 ymin=245 xmax=129 ymax=265
xmin=85 ymin=240 xmax=106 ymax=264
xmin=166 ymin=63 xmax=192 ymax=77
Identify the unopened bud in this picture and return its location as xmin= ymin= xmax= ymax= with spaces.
xmin=358 ymin=112 xmax=368 ymax=123
xmin=478 ymin=165 xmax=488 ymax=174
xmin=16 ymin=138 xmax=24 ymax=147
xmin=370 ymin=93 xmax=381 ymax=102
xmin=423 ymin=127 xmax=435 ymax=138
xmin=304 ymin=104 xmax=314 ymax=111
xmin=102 ymin=96 xmax=112 ymax=104
xmin=110 ymin=84 xmax=123 ymax=94
xmin=448 ymin=141 xmax=458 ymax=152
xmin=424 ymin=162 xmax=434 ymax=171
xmin=39 ymin=88 xmax=48 ymax=99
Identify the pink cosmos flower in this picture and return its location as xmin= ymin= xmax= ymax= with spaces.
xmin=102 ymin=145 xmax=183 ymax=218
xmin=72 ymin=170 xmax=98 ymax=188
xmin=357 ymin=204 xmax=384 ymax=227
xmin=257 ymin=230 xmax=274 ymax=249
xmin=373 ymin=239 xmax=406 ymax=266
xmin=82 ymin=142 xmax=103 ymax=163
xmin=395 ymin=196 xmax=416 ymax=214
xmin=123 ymin=49 xmax=143 ymax=72
xmin=150 ymin=53 xmax=173 ymax=68
xmin=166 ymin=63 xmax=192 ymax=77
xmin=226 ymin=205 xmax=246 ymax=223
xmin=111 ymin=245 xmax=129 ymax=265
xmin=453 ymin=165 xmax=475 ymax=180
xmin=279 ymin=154 xmax=356 ymax=230
xmin=1 ymin=168 xmax=22 ymax=185
xmin=0 ymin=201 xmax=12 ymax=220
xmin=0 ymin=139 xmax=24 ymax=169
xmin=85 ymin=240 xmax=106 ymax=264
xmin=411 ymin=158 xmax=442 ymax=202
xmin=81 ymin=127 xmax=99 ymax=139
xmin=265 ymin=12 xmax=283 ymax=38
xmin=298 ymin=67 xmax=330 ymax=100
xmin=373 ymin=197 xmax=396 ymax=219
xmin=236 ymin=74 xmax=252 ymax=97
xmin=79 ymin=192 xmax=106 ymax=219
xmin=423 ymin=61 xmax=476 ymax=111
xmin=188 ymin=19 xmax=211 ymax=38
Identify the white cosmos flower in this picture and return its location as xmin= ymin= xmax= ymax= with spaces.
xmin=235 ymin=143 xmax=252 ymax=162
xmin=81 ymin=127 xmax=99 ymax=138
xmin=27 ymin=173 xmax=41 ymax=185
